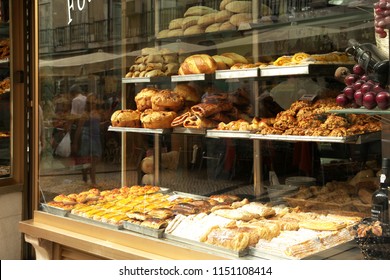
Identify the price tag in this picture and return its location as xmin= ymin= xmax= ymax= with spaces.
xmin=299 ymin=93 xmax=318 ymax=102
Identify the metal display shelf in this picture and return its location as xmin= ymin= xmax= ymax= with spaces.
xmin=206 ymin=129 xmax=251 ymax=139
xmin=171 ymin=73 xmax=214 ymax=82
xmin=172 ymin=127 xmax=206 ymax=135
xmin=249 ymin=131 xmax=381 ymax=144
xmin=259 ymin=64 xmax=351 ymax=77
xmin=122 ymin=76 xmax=171 ymax=84
xmin=215 ymin=68 xmax=260 ymax=80
xmin=108 ymin=126 xmax=171 ymax=134
xmin=329 ymin=108 xmax=390 ymax=115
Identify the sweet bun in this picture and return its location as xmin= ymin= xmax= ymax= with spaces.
xmin=184 ymin=6 xmax=216 ymax=17
xmin=111 ymin=109 xmax=141 ymax=127
xmin=221 ymin=52 xmax=248 ymax=64
xmin=173 ymin=83 xmax=201 ymax=104
xmin=151 ymin=90 xmax=184 ymax=112
xmin=135 ymin=87 xmax=159 ymax=111
xmin=178 ymin=54 xmax=217 ymax=75
xmin=140 ymin=109 xmax=177 ymax=129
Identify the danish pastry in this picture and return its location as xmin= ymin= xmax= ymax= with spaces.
xmin=140 ymin=109 xmax=177 ymax=129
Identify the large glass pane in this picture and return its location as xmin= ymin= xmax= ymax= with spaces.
xmin=0 ymin=0 xmax=10 ymax=178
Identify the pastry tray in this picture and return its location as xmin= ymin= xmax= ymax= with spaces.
xmin=67 ymin=213 xmax=124 ymax=230
xmin=40 ymin=203 xmax=70 ymax=217
xmin=164 ymin=233 xmax=249 ymax=257
xmin=122 ymin=221 xmax=165 ymax=238
xmin=248 ymin=240 xmax=356 ymax=260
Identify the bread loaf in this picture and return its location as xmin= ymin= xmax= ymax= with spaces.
xmin=219 ymin=0 xmax=235 ymax=10
xmin=219 ymin=21 xmax=236 ymax=31
xmin=229 ymin=13 xmax=252 ymax=27
xmin=205 ymin=23 xmax=222 ymax=33
xmin=183 ymin=25 xmax=204 ymax=36
xmin=184 ymin=6 xmax=216 ymax=17
xmin=178 ymin=54 xmax=217 ymax=75
xmin=215 ymin=10 xmax=234 ymax=23
xmin=167 ymin=28 xmax=184 ymax=37
xmin=197 ymin=12 xmax=217 ymax=28
xmin=182 ymin=16 xmax=201 ymax=30
xmin=225 ymin=1 xmax=252 ymax=13
xmin=169 ymin=18 xmax=184 ymax=30
xmin=221 ymin=52 xmax=248 ymax=64
xmin=157 ymin=29 xmax=170 ymax=39
xmin=212 ymin=55 xmax=235 ymax=69
xmin=111 ymin=109 xmax=141 ymax=128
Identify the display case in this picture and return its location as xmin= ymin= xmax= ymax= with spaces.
xmin=20 ymin=0 xmax=390 ymax=260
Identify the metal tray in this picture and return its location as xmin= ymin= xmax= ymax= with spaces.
xmin=215 ymin=68 xmax=260 ymax=80
xmin=122 ymin=76 xmax=171 ymax=84
xmin=249 ymin=132 xmax=380 ymax=144
xmin=168 ymin=191 xmax=208 ymax=201
xmin=108 ymin=126 xmax=171 ymax=134
xmin=67 ymin=213 xmax=123 ymax=230
xmin=248 ymin=240 xmax=356 ymax=260
xmin=171 ymin=73 xmax=214 ymax=82
xmin=40 ymin=203 xmax=70 ymax=217
xmin=172 ymin=127 xmax=206 ymax=135
xmin=206 ymin=129 xmax=251 ymax=139
xmin=164 ymin=233 xmax=249 ymax=258
xmin=122 ymin=221 xmax=165 ymax=238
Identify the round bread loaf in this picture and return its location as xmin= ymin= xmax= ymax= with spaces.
xmin=151 ymin=90 xmax=184 ymax=112
xmin=178 ymin=54 xmax=217 ymax=75
xmin=167 ymin=28 xmax=184 ymax=37
xmin=111 ymin=109 xmax=141 ymax=127
xmin=140 ymin=109 xmax=177 ymax=129
xmin=173 ymin=83 xmax=201 ymax=104
xmin=135 ymin=87 xmax=159 ymax=111
xmin=157 ymin=29 xmax=170 ymax=39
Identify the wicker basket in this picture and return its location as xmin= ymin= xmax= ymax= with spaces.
xmin=354 ymin=218 xmax=390 ymax=260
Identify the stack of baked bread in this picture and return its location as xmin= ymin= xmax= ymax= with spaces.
xmin=125 ymin=47 xmax=182 ymax=78
xmin=157 ymin=1 xmax=273 ymax=39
